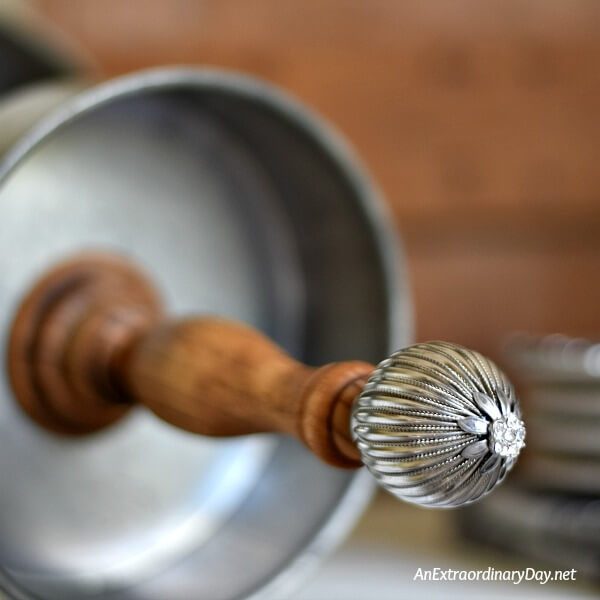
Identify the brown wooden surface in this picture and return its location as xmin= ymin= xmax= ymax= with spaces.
xmin=7 ymin=254 xmax=163 ymax=434
xmin=8 ymin=254 xmax=367 ymax=467
xmin=119 ymin=317 xmax=369 ymax=467
xmin=31 ymin=0 xmax=600 ymax=361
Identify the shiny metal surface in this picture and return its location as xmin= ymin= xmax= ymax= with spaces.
xmin=353 ymin=341 xmax=523 ymax=508
xmin=505 ymin=333 xmax=600 ymax=382
xmin=0 ymin=68 xmax=410 ymax=598
xmin=462 ymin=332 xmax=600 ymax=579
xmin=460 ymin=485 xmax=600 ymax=580
xmin=506 ymin=333 xmax=600 ymax=495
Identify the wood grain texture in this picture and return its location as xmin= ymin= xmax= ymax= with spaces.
xmin=8 ymin=254 xmax=368 ymax=467
xmin=7 ymin=254 xmax=163 ymax=434
xmin=29 ymin=1 xmax=600 ymax=359
xmin=117 ymin=316 xmax=369 ymax=467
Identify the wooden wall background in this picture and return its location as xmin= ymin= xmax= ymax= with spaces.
xmin=31 ymin=0 xmax=600 ymax=360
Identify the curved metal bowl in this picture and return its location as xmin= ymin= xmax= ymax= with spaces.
xmin=0 ymin=68 xmax=411 ymax=599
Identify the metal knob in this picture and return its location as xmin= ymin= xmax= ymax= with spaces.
xmin=8 ymin=254 xmax=525 ymax=509
xmin=354 ymin=341 xmax=525 ymax=507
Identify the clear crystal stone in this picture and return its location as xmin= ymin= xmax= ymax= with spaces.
xmin=490 ymin=413 xmax=525 ymax=457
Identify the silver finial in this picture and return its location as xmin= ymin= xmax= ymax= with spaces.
xmin=352 ymin=341 xmax=525 ymax=508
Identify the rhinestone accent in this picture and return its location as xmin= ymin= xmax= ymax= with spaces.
xmin=490 ymin=413 xmax=526 ymax=457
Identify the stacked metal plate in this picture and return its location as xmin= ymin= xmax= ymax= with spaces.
xmin=458 ymin=334 xmax=600 ymax=579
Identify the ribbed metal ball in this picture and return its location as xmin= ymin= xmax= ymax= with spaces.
xmin=352 ymin=341 xmax=525 ymax=508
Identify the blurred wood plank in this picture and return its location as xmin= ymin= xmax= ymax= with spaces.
xmin=32 ymin=0 xmax=600 ymax=358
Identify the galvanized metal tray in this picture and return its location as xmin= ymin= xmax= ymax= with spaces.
xmin=0 ymin=67 xmax=410 ymax=599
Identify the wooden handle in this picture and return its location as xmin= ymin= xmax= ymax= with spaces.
xmin=117 ymin=318 xmax=370 ymax=467
xmin=8 ymin=254 xmax=372 ymax=468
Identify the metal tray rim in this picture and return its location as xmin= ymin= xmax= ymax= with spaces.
xmin=0 ymin=66 xmax=411 ymax=600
